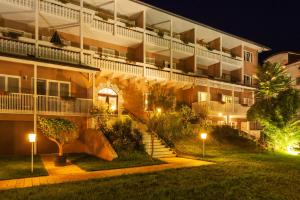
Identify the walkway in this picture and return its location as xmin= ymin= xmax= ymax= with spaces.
xmin=41 ymin=155 xmax=85 ymax=175
xmin=0 ymin=157 xmax=213 ymax=191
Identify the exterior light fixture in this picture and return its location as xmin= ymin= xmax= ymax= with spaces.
xmin=287 ymin=145 xmax=298 ymax=156
xmin=157 ymin=108 xmax=162 ymax=114
xmin=200 ymin=133 xmax=207 ymax=158
xmin=28 ymin=133 xmax=36 ymax=173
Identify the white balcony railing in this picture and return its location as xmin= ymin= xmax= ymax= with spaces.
xmin=93 ymin=57 xmax=144 ymax=77
xmin=146 ymin=33 xmax=170 ymax=49
xmin=196 ymin=47 xmax=221 ymax=61
xmin=116 ymin=26 xmax=143 ymax=41
xmin=0 ymin=93 xmax=92 ymax=115
xmin=37 ymin=95 xmax=92 ymax=115
xmin=192 ymin=101 xmax=251 ymax=116
xmin=38 ymin=45 xmax=81 ymax=64
xmin=40 ymin=0 xmax=80 ymax=22
xmin=0 ymin=93 xmax=33 ymax=113
xmin=222 ymin=56 xmax=243 ymax=67
xmin=4 ymin=0 xmax=34 ymax=9
xmin=0 ymin=38 xmax=35 ymax=56
xmin=92 ymin=18 xmax=114 ymax=34
xmin=172 ymin=41 xmax=194 ymax=54
xmin=145 ymin=67 xmax=170 ymax=80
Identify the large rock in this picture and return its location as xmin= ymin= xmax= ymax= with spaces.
xmin=64 ymin=129 xmax=118 ymax=161
xmin=82 ymin=129 xmax=118 ymax=161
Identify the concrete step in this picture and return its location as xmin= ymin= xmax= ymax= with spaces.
xmin=152 ymin=152 xmax=176 ymax=158
xmin=144 ymin=144 xmax=167 ymax=149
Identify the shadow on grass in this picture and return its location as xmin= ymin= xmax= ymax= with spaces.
xmin=68 ymin=151 xmax=166 ymax=171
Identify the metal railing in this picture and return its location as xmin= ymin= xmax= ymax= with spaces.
xmin=0 ymin=92 xmax=92 ymax=115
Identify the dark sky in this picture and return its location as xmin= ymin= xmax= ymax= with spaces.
xmin=142 ymin=0 xmax=300 ymax=63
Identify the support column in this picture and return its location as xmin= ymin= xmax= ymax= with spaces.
xmin=113 ymin=0 xmax=117 ymax=35
xmin=232 ymin=86 xmax=235 ymax=113
xmin=34 ymin=0 xmax=39 ymax=56
xmin=142 ymin=10 xmax=146 ymax=77
xmin=79 ymin=0 xmax=84 ymax=64
xmin=241 ymin=43 xmax=245 ymax=84
xmin=170 ymin=18 xmax=173 ymax=81
xmin=219 ymin=35 xmax=223 ymax=78
xmin=193 ymin=27 xmax=197 ymax=73
xmin=207 ymin=80 xmax=210 ymax=108
xmin=33 ymin=64 xmax=37 ymax=155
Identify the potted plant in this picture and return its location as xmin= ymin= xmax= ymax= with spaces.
xmin=157 ymin=30 xmax=164 ymax=38
xmin=38 ymin=117 xmax=78 ymax=166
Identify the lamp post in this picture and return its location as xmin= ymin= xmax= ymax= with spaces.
xmin=200 ymin=133 xmax=207 ymax=158
xmin=28 ymin=133 xmax=36 ymax=173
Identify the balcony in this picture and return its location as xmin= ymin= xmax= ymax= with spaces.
xmin=222 ymin=54 xmax=243 ymax=69
xmin=192 ymin=101 xmax=251 ymax=116
xmin=0 ymin=93 xmax=92 ymax=116
xmin=196 ymin=46 xmax=221 ymax=62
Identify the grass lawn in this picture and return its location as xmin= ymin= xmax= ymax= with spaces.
xmin=2 ymin=138 xmax=300 ymax=199
xmin=68 ymin=151 xmax=165 ymax=171
xmin=0 ymin=155 xmax=48 ymax=180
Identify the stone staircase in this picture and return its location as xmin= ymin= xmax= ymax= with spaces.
xmin=133 ymin=119 xmax=176 ymax=158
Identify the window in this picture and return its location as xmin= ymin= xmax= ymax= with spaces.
xmin=7 ymin=77 xmax=20 ymax=93
xmin=146 ymin=57 xmax=155 ymax=65
xmin=102 ymin=48 xmax=115 ymax=57
xmin=296 ymin=77 xmax=300 ymax=85
xmin=34 ymin=79 xmax=70 ymax=97
xmin=244 ymin=74 xmax=252 ymax=86
xmin=37 ymin=79 xmax=46 ymax=95
xmin=244 ymin=50 xmax=253 ymax=63
xmin=198 ymin=92 xmax=208 ymax=102
xmin=48 ymin=82 xmax=59 ymax=96
xmin=221 ymin=95 xmax=232 ymax=103
xmin=0 ymin=75 xmax=20 ymax=93
xmin=0 ymin=76 xmax=5 ymax=91
xmin=60 ymin=83 xmax=70 ymax=97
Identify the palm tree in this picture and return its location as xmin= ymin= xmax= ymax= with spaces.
xmin=256 ymin=62 xmax=292 ymax=100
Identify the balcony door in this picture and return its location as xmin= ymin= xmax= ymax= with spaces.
xmin=98 ymin=88 xmax=118 ymax=114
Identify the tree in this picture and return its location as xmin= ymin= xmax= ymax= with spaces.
xmin=255 ymin=62 xmax=292 ymax=100
xmin=248 ymin=62 xmax=300 ymax=151
xmin=38 ymin=117 xmax=78 ymax=157
xmin=148 ymin=83 xmax=175 ymax=112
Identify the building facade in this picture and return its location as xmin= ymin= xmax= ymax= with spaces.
xmin=0 ymin=0 xmax=269 ymax=155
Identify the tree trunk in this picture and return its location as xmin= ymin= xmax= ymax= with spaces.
xmin=58 ymin=144 xmax=64 ymax=156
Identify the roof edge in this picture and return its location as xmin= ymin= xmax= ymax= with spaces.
xmin=132 ymin=0 xmax=271 ymax=51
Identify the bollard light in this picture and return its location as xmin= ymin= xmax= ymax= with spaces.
xmin=201 ymin=133 xmax=207 ymax=140
xmin=28 ymin=133 xmax=36 ymax=173
xmin=28 ymin=133 xmax=36 ymax=143
xmin=200 ymin=133 xmax=207 ymax=158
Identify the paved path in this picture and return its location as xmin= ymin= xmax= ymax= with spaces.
xmin=0 ymin=157 xmax=213 ymax=191
xmin=41 ymin=155 xmax=85 ymax=175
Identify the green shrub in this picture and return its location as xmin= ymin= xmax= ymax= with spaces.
xmin=103 ymin=118 xmax=144 ymax=152
xmin=148 ymin=108 xmax=195 ymax=147
xmin=210 ymin=125 xmax=256 ymax=148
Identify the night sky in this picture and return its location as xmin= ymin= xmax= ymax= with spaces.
xmin=142 ymin=0 xmax=300 ymax=63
